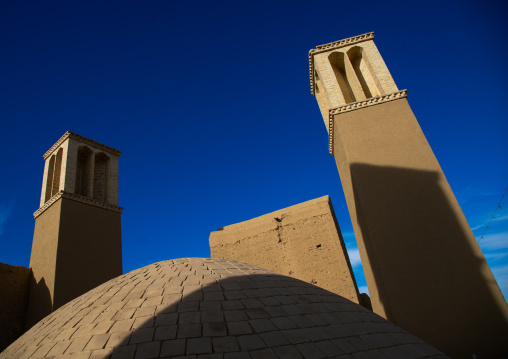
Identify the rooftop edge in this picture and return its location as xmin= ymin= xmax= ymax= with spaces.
xmin=43 ymin=131 xmax=122 ymax=160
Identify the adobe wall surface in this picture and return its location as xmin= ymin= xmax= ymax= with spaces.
xmin=331 ymin=98 xmax=508 ymax=358
xmin=0 ymin=263 xmax=31 ymax=352
xmin=55 ymin=197 xmax=122 ymax=309
xmin=26 ymin=198 xmax=62 ymax=328
xmin=209 ymin=196 xmax=360 ymax=303
xmin=27 ymin=197 xmax=123 ymax=328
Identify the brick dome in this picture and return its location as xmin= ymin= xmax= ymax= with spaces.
xmin=1 ymin=258 xmax=447 ymax=358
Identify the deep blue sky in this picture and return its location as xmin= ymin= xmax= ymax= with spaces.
xmin=1 ymin=0 xmax=507 ymax=298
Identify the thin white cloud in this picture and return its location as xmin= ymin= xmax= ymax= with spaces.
xmin=0 ymin=202 xmax=12 ymax=237
xmin=342 ymin=231 xmax=358 ymax=250
xmin=473 ymin=214 xmax=508 ymax=231
xmin=358 ymin=285 xmax=369 ymax=295
xmin=347 ymin=248 xmax=362 ymax=268
xmin=456 ymin=185 xmax=500 ymax=204
xmin=484 ymin=251 xmax=508 ymax=261
xmin=341 ymin=231 xmax=355 ymax=239
xmin=479 ymin=231 xmax=508 ymax=252
xmin=471 ymin=223 xmax=485 ymax=231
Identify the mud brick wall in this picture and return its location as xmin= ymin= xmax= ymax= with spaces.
xmin=209 ymin=196 xmax=360 ymax=303
xmin=0 ymin=263 xmax=31 ymax=352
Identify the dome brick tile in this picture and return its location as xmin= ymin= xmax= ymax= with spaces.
xmin=1 ymin=259 xmax=448 ymax=359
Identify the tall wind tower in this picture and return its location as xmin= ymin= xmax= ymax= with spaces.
xmin=26 ymin=132 xmax=123 ymax=327
xmin=309 ymin=32 xmax=508 ymax=358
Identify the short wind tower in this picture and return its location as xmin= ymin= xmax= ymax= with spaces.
xmin=26 ymin=132 xmax=123 ymax=327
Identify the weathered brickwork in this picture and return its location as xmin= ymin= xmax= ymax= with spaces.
xmin=93 ymin=154 xmax=108 ymax=202
xmin=39 ymin=132 xmax=121 ymax=209
xmin=1 ymin=258 xmax=448 ymax=359
xmin=309 ymin=33 xmax=399 ymax=130
xmin=0 ymin=263 xmax=31 ymax=352
xmin=40 ymin=140 xmax=70 ymax=208
xmin=314 ymin=72 xmax=332 ymax=132
xmin=209 ymin=196 xmax=360 ymax=304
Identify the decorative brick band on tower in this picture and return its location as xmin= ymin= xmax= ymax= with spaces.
xmin=26 ymin=132 xmax=123 ymax=329
xmin=209 ymin=196 xmax=361 ymax=304
xmin=309 ymin=33 xmax=508 ymax=358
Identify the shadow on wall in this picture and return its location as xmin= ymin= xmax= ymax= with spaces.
xmin=0 ymin=264 xmax=31 ymax=353
xmin=1 ymin=259 xmax=447 ymax=359
xmin=350 ymin=163 xmax=508 ymax=359
xmin=25 ymin=275 xmax=52 ymax=330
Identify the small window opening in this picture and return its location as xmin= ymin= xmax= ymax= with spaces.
xmin=329 ymin=52 xmax=356 ymax=103
xmin=51 ymin=148 xmax=63 ymax=197
xmin=347 ymin=46 xmax=381 ymax=98
xmin=75 ymin=146 xmax=93 ymax=198
xmin=45 ymin=156 xmax=55 ymax=202
xmin=44 ymin=148 xmax=63 ymax=202
xmin=93 ymin=152 xmax=109 ymax=202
